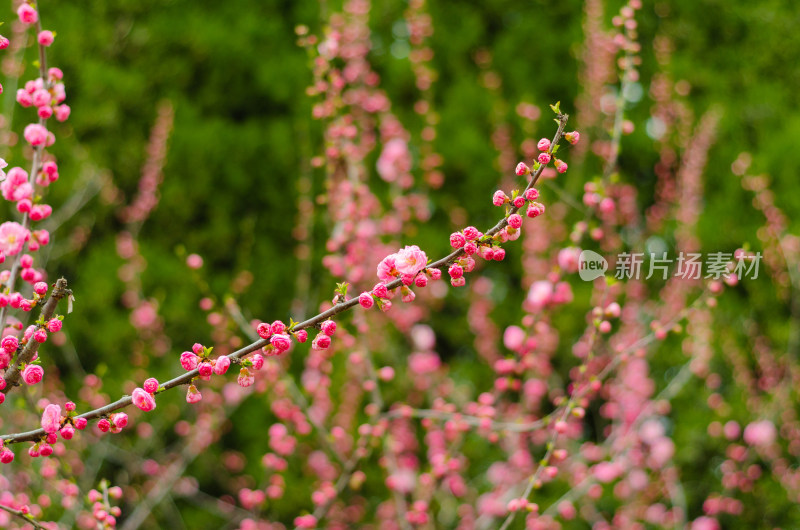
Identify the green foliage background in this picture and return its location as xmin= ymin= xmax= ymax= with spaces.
xmin=1 ymin=0 xmax=799 ymax=527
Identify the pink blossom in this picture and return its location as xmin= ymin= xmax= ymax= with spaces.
xmin=394 ymin=245 xmax=428 ymax=276
xmin=54 ymin=104 xmax=71 ymax=122
xmin=524 ymin=188 xmax=539 ymax=201
xmin=538 ymin=152 xmax=551 ymax=165
xmin=492 ymin=190 xmax=507 ymax=206
xmin=359 ymin=292 xmax=374 ymax=309
xmin=37 ymin=30 xmax=54 ymax=47
xmin=449 ymin=232 xmax=466 ymax=249
xmin=503 ymin=326 xmax=525 ymax=351
xmin=2 ymin=167 xmax=33 ymax=202
xmin=47 ymin=318 xmax=62 ymax=333
xmin=557 ymin=247 xmax=581 ymax=273
xmin=320 ymin=320 xmax=336 ymax=336
xmin=554 ymin=159 xmax=568 ymax=174
xmin=17 ymin=3 xmax=38 ymax=24
xmin=22 ymin=364 xmax=43 ymax=385
xmin=507 ymin=213 xmax=522 ymax=229
xmin=270 ymin=333 xmax=292 ymax=353
xmin=377 ymin=254 xmax=397 ymax=282
xmin=270 ymin=320 xmax=287 ymax=334
xmin=743 ymin=420 xmax=776 ymax=447
xmin=33 ymin=328 xmax=47 ymax=343
xmin=23 ymin=124 xmax=48 ymax=146
xmin=515 ymin=162 xmax=530 ymax=176
xmin=294 ymin=329 xmax=308 ymax=343
xmin=179 ymin=351 xmax=199 ymax=371
xmin=372 ymin=283 xmax=389 ymax=298
xmin=537 ymin=138 xmax=551 ymax=151
xmin=41 ymin=404 xmax=61 ymax=434
xmin=1 ymin=335 xmax=18 ymax=353
xmin=214 ymin=355 xmax=231 ymax=374
xmin=186 ymin=253 xmax=203 ymax=269
xmin=0 ymin=36 xmax=8 ymax=50
xmin=132 ymin=388 xmax=156 ymax=412
xmin=186 ymin=385 xmax=202 ymax=403
xmin=143 ymin=378 xmax=159 ymax=394
xmin=463 ymin=226 xmax=480 ymax=240
xmin=565 ymin=131 xmax=580 ymax=145
xmin=312 ymin=333 xmax=331 ymax=350
xmin=257 ymin=322 xmax=272 ymax=339
xmin=237 ymin=367 xmax=254 ymax=387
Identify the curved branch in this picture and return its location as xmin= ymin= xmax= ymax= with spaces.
xmin=0 ymin=114 xmax=570 ymax=445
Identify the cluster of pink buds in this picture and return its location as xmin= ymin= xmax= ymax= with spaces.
xmin=132 ymin=378 xmax=159 ymax=412
xmin=10 ymin=400 xmax=89 ymax=461
xmin=16 ymin=67 xmax=69 ymax=122
xmin=178 ymin=343 xmax=231 ymax=399
xmin=448 ymin=225 xmax=507 ymax=287
xmin=256 ymin=319 xmax=295 ymax=356
xmin=493 ymin=186 xmax=545 ymax=220
xmin=88 ymin=483 xmax=123 ymax=528
xmin=370 ymin=245 xmax=441 ymax=309
xmin=97 ymin=412 xmax=128 ymax=434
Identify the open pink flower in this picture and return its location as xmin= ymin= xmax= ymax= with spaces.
xmin=0 ymin=222 xmax=29 ymax=256
xmin=132 ymin=387 xmax=156 ymax=412
xmin=377 ymin=254 xmax=397 ymax=282
xmin=394 ymin=245 xmax=428 ymax=276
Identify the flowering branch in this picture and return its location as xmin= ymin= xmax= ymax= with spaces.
xmin=2 ymin=277 xmax=70 ymax=393
xmin=0 ymin=503 xmax=48 ymax=530
xmin=1 ymin=113 xmax=570 ymax=446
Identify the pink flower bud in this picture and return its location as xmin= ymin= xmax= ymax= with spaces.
xmin=65 ymin=401 xmax=75 ymax=411
xmin=515 ymin=162 xmax=530 ymax=176
xmin=449 ymin=232 xmax=466 ymax=249
xmin=257 ymin=322 xmax=272 ymax=339
xmin=451 ymin=277 xmax=466 ymax=287
xmin=54 ymin=105 xmax=71 ymax=122
xmin=380 ymin=300 xmax=392 ymax=312
xmin=1 ymin=336 xmax=18 ymax=353
xmin=74 ymin=417 xmax=87 ymax=430
xmin=98 ymin=419 xmax=110 ymax=432
xmin=33 ymin=328 xmax=47 ymax=343
xmin=112 ymin=413 xmax=128 ymax=429
xmin=415 ymin=274 xmax=428 ymax=288
xmin=33 ymin=281 xmax=47 ymax=295
xmin=186 ymin=385 xmax=202 ymax=404
xmin=320 ymin=320 xmax=336 ymax=336
xmin=312 ymin=333 xmax=331 ymax=350
xmin=39 ymin=444 xmax=53 ymax=457
xmin=0 ymin=448 xmax=14 ymax=463
xmin=179 ymin=352 xmax=199 ymax=371
xmin=22 ymin=364 xmax=43 ymax=385
xmin=508 ymin=213 xmax=523 ymax=229
xmin=492 ymin=190 xmax=508 ymax=206
xmin=513 ymin=196 xmax=525 ymax=208
xmin=538 ymin=152 xmax=551 ymax=165
xmin=41 ymin=404 xmax=61 ymax=434
xmin=294 ymin=329 xmax=308 ymax=343
xmin=271 ymin=320 xmax=287 ymax=335
xmin=372 ymin=283 xmax=389 ymax=298
xmin=359 ymin=292 xmax=374 ymax=309
xmin=143 ymin=378 xmax=159 ymax=394
xmin=132 ymin=388 xmax=156 ymax=412
xmin=429 ymin=268 xmax=442 ymax=280
xmin=270 ymin=333 xmax=292 ymax=353
xmin=537 ymin=138 xmax=551 ymax=151
xmin=237 ymin=367 xmax=254 ymax=387
xmin=250 ymin=353 xmax=265 ymax=370
xmin=526 ymin=202 xmax=546 ymax=218
xmin=565 ymin=131 xmax=580 ymax=145
xmin=23 ymin=124 xmax=48 ymax=146
xmin=192 ymin=343 xmax=204 ymax=355
xmin=493 ymin=248 xmax=506 ymax=261
xmin=554 ymin=159 xmax=568 ymax=174
xmin=448 ymin=264 xmax=463 ymax=279
xmin=214 ymin=355 xmax=231 ymax=375
xmin=47 ymin=318 xmax=62 ymax=333
xmin=198 ymin=362 xmax=212 ymax=377
xmin=463 ymin=226 xmax=479 ymax=240
xmin=0 ymin=36 xmax=9 ymax=50
xmin=463 ymin=242 xmax=478 ymax=256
